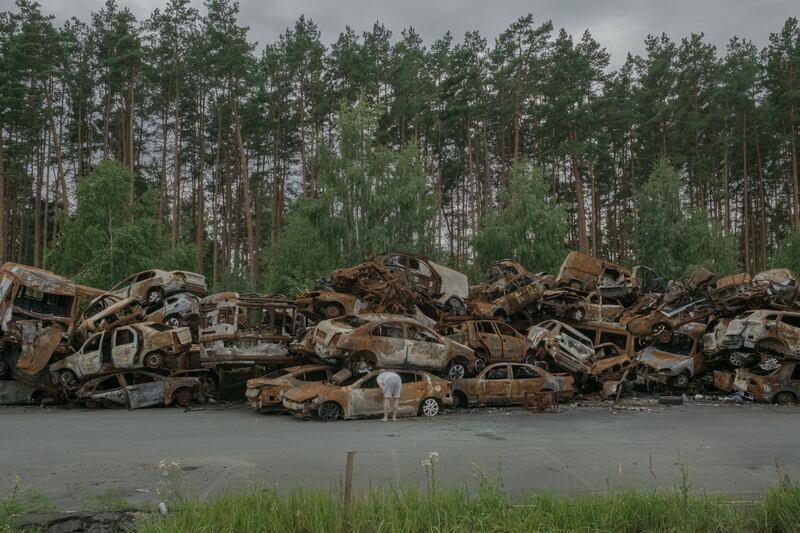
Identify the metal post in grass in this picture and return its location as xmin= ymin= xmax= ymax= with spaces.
xmin=344 ymin=450 xmax=356 ymax=507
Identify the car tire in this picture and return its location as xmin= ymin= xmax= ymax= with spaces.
xmin=651 ymin=323 xmax=672 ymax=343
xmin=146 ymin=288 xmax=164 ymax=305
xmin=775 ymin=391 xmax=797 ymax=405
xmin=174 ymin=388 xmax=192 ymax=408
xmin=446 ymin=360 xmax=467 ymax=380
xmin=524 ymin=351 xmax=538 ymax=366
xmin=420 ymin=397 xmax=440 ymax=417
xmin=85 ymin=398 xmax=102 ymax=409
xmin=323 ymin=303 xmax=343 ymax=319
xmin=144 ymin=351 xmax=165 ymax=370
xmin=446 ymin=297 xmax=467 ymax=316
xmin=671 ymin=373 xmax=690 ymax=389
xmin=317 ymin=401 xmax=342 ymax=422
xmin=0 ymin=360 xmax=9 ymax=380
xmin=165 ymin=314 xmax=183 ymax=328
xmin=58 ymin=370 xmax=78 ymax=388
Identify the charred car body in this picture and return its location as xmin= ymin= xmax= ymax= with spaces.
xmin=281 ymin=368 xmax=452 ymax=421
xmin=452 ymin=362 xmax=575 ymax=407
xmin=77 ymin=370 xmax=205 ymax=409
xmin=245 ymin=364 xmax=339 ymax=412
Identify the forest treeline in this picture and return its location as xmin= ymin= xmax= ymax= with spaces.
xmin=1 ymin=0 xmax=800 ymax=292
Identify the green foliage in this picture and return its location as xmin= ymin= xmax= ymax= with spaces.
xmin=47 ymin=160 xmax=196 ymax=289
xmin=137 ymin=481 xmax=800 ymax=533
xmin=633 ymin=159 xmax=740 ymax=279
xmin=473 ymin=161 xmax=568 ymax=274
xmin=771 ymin=231 xmax=800 ymax=274
xmin=261 ymin=100 xmax=437 ymax=294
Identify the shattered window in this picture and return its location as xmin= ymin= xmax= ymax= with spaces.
xmin=95 ymin=376 xmax=121 ymax=391
xmin=496 ymin=323 xmax=517 ymax=336
xmin=0 ymin=276 xmax=11 ymax=302
xmin=15 ymin=286 xmax=73 ymax=318
xmin=409 ymin=259 xmax=431 ymax=277
xmin=375 ymin=323 xmax=404 ymax=339
xmin=791 ymin=365 xmax=800 ymax=380
xmin=780 ymin=314 xmax=800 ymax=329
xmin=301 ymin=370 xmax=329 ymax=382
xmin=398 ymin=372 xmax=421 ymax=383
xmin=407 ymin=325 xmax=440 ymax=344
xmin=266 ymin=369 xmax=290 ymax=379
xmin=485 ymin=366 xmax=508 ymax=380
xmin=476 ymin=322 xmax=495 ymax=334
xmin=115 ymin=329 xmax=135 ymax=346
xmin=82 ymin=334 xmax=102 ymax=353
xmin=600 ymin=332 xmax=628 ymax=351
xmin=512 ymin=365 xmax=540 ymax=379
xmin=135 ymin=271 xmax=156 ymax=282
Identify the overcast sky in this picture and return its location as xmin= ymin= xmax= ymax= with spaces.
xmin=8 ymin=0 xmax=798 ymax=67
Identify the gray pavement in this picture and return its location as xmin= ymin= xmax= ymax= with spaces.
xmin=1 ymin=401 xmax=798 ymax=509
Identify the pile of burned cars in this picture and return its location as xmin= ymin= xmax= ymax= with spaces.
xmin=4 ymin=248 xmax=800 ymax=416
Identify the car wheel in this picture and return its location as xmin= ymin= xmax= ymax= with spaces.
xmin=447 ymin=361 xmax=467 ymax=380
xmin=671 ymin=373 xmax=690 ymax=389
xmin=85 ymin=398 xmax=102 ymax=409
xmin=729 ymin=352 xmax=748 ymax=367
xmin=165 ymin=314 xmax=182 ymax=328
xmin=473 ymin=357 xmax=486 ymax=374
xmin=323 ymin=303 xmax=343 ymax=319
xmin=524 ymin=351 xmax=539 ymax=366
xmin=651 ymin=323 xmax=672 ymax=343
xmin=58 ymin=370 xmax=78 ymax=388
xmin=144 ymin=351 xmax=165 ymax=369
xmin=420 ymin=397 xmax=440 ymax=417
xmin=146 ymin=288 xmax=164 ymax=305
xmin=775 ymin=391 xmax=797 ymax=405
xmin=758 ymin=356 xmax=781 ymax=372
xmin=0 ymin=360 xmax=9 ymax=380
xmin=446 ymin=297 xmax=467 ymax=316
xmin=573 ymin=307 xmax=585 ymax=322
xmin=174 ymin=388 xmax=192 ymax=408
xmin=317 ymin=401 xmax=342 ymax=422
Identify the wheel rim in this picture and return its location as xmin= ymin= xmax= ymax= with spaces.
xmin=525 ymin=354 xmax=537 ymax=366
xmin=674 ymin=375 xmax=689 ymax=388
xmin=147 ymin=290 xmax=161 ymax=304
xmin=325 ymin=305 xmax=341 ymax=319
xmin=145 ymin=353 xmax=162 ymax=368
xmin=176 ymin=390 xmax=192 ymax=407
xmin=653 ymin=324 xmax=671 ymax=343
xmin=777 ymin=392 xmax=795 ymax=405
xmin=166 ymin=317 xmax=181 ymax=327
xmin=60 ymin=371 xmax=76 ymax=386
xmin=0 ymin=361 xmax=9 ymax=377
xmin=574 ymin=309 xmax=584 ymax=321
xmin=474 ymin=358 xmax=486 ymax=373
xmin=729 ymin=353 xmax=745 ymax=367
xmin=421 ymin=398 xmax=439 ymax=416
xmin=318 ymin=402 xmax=339 ymax=421
xmin=448 ymin=364 xmax=465 ymax=380
xmin=759 ymin=357 xmax=780 ymax=372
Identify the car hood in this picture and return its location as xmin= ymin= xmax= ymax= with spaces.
xmin=282 ymin=382 xmax=341 ymax=402
xmin=637 ymin=347 xmax=690 ymax=371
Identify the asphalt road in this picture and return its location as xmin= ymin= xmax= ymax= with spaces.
xmin=2 ymin=400 xmax=798 ymax=509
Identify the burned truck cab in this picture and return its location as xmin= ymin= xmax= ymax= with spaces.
xmin=0 ymin=263 xmax=103 ymax=384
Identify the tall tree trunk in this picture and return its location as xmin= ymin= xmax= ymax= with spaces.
xmin=103 ymin=87 xmax=110 ymax=160
xmin=755 ymin=128 xmax=767 ymax=271
xmin=570 ymin=129 xmax=589 ymax=252
xmin=34 ymin=130 xmax=43 ymax=268
xmin=159 ymin=109 xmax=168 ymax=221
xmin=723 ymin=152 xmax=731 ymax=235
xmin=742 ymin=112 xmax=750 ymax=274
xmin=195 ymin=92 xmax=206 ymax=274
xmin=791 ymin=105 xmax=799 ymax=230
xmin=230 ymin=92 xmax=257 ymax=286
xmin=172 ymin=76 xmax=182 ymax=249
xmin=0 ymin=131 xmax=5 ymax=263
xmin=299 ymin=79 xmax=307 ymax=196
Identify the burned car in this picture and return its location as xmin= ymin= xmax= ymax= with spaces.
xmin=245 ymin=364 xmax=339 ymax=412
xmin=76 ymin=370 xmax=205 ymax=409
xmin=731 ymin=362 xmax=800 ymax=404
xmin=440 ymin=318 xmax=531 ymax=367
xmin=451 ymin=363 xmax=575 ymax=407
xmin=109 ymin=269 xmax=207 ymax=305
xmin=73 ymin=292 xmax=199 ymax=345
xmin=716 ymin=310 xmax=800 ymax=370
xmin=539 ymin=289 xmax=624 ymax=322
xmin=50 ymin=322 xmax=193 ymax=385
xmin=527 ymin=319 xmax=632 ymax=395
xmin=619 ymin=297 xmax=713 ymax=344
xmin=0 ymin=262 xmax=103 ymax=380
xmin=635 ymin=322 xmax=707 ymax=389
xmin=295 ymin=290 xmax=365 ymax=320
xmin=468 ymin=273 xmax=546 ymax=320
xmin=306 ymin=314 xmax=478 ymax=380
xmin=281 ymin=368 xmax=452 ymax=421
xmin=556 ymin=252 xmax=634 ymax=299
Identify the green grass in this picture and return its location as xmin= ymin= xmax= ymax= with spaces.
xmin=0 ymin=477 xmax=56 ymax=532
xmin=80 ymin=490 xmax=134 ymax=512
xmin=136 ymin=479 xmax=800 ymax=533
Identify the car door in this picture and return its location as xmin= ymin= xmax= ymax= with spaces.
xmin=111 ymin=327 xmax=139 ymax=369
xmin=88 ymin=374 xmax=129 ymax=407
xmin=110 ymin=274 xmax=136 ymax=299
xmin=477 ymin=364 xmax=512 ymax=405
xmin=123 ymin=372 xmax=166 ymax=409
xmin=495 ymin=321 xmax=527 ymax=362
xmin=475 ymin=321 xmax=504 ymax=361
xmin=370 ymin=322 xmax=408 ymax=366
xmin=77 ymin=332 xmax=105 ymax=377
xmin=129 ymin=271 xmax=157 ymax=301
xmin=405 ymin=324 xmax=448 ymax=370
xmin=407 ymin=258 xmax=436 ymax=295
xmin=510 ymin=364 xmax=546 ymax=404
xmin=348 ymin=374 xmax=385 ymax=417
xmin=396 ymin=371 xmax=427 ymax=414
xmin=775 ymin=313 xmax=800 ymax=352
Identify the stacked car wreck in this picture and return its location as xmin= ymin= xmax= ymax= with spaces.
xmin=3 ymin=250 xmax=800 ymax=417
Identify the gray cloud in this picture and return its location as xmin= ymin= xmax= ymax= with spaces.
xmin=15 ymin=0 xmax=799 ymax=66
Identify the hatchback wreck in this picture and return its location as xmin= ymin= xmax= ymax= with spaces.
xmin=281 ymin=368 xmax=452 ymax=421
xmin=307 ymin=314 xmax=478 ymax=380
xmin=245 ymin=365 xmax=340 ymax=412
xmin=452 ymin=363 xmax=575 ymax=407
xmin=76 ymin=370 xmax=205 ymax=409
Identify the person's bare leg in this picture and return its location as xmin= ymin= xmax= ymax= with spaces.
xmin=392 ymin=398 xmax=399 ymax=421
xmin=382 ymin=398 xmax=388 ymax=421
